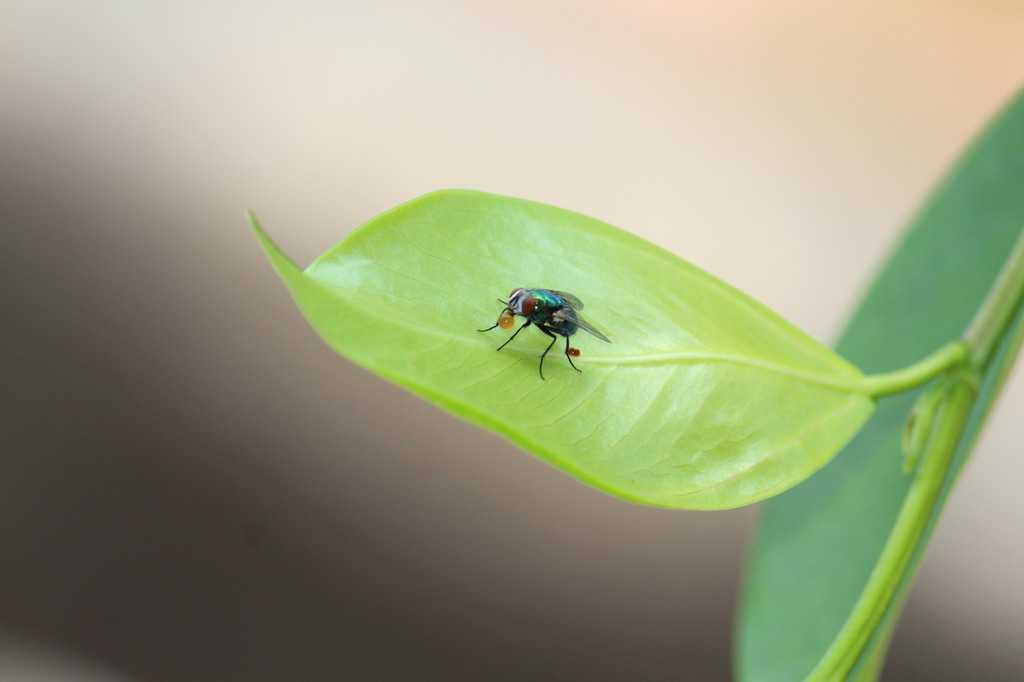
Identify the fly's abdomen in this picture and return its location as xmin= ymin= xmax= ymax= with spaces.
xmin=546 ymin=305 xmax=579 ymax=336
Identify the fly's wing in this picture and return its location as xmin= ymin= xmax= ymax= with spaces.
xmin=573 ymin=313 xmax=611 ymax=343
xmin=546 ymin=289 xmax=585 ymax=310
xmin=547 ymin=297 xmax=610 ymax=342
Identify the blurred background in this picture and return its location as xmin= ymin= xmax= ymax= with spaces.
xmin=3 ymin=1 xmax=1023 ymax=680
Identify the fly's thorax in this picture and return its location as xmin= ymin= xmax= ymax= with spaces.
xmin=528 ymin=289 xmax=565 ymax=313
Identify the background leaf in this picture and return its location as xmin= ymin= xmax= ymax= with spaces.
xmin=736 ymin=89 xmax=1024 ymax=680
xmin=253 ymin=191 xmax=875 ymax=510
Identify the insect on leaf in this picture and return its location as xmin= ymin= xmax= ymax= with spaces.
xmin=252 ymin=190 xmax=875 ymax=509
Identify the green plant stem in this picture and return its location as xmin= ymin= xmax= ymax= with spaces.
xmin=804 ymin=227 xmax=1024 ymax=682
xmin=859 ymin=341 xmax=968 ymax=397
xmin=804 ymin=381 xmax=973 ymax=682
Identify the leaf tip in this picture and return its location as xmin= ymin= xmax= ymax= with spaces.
xmin=247 ymin=210 xmax=303 ymax=280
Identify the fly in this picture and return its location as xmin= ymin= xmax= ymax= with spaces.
xmin=478 ymin=287 xmax=611 ymax=379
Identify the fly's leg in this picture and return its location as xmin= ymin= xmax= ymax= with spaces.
xmin=563 ymin=334 xmax=581 ymax=373
xmin=495 ymin=320 xmax=531 ymax=351
xmin=537 ymin=326 xmax=561 ymax=380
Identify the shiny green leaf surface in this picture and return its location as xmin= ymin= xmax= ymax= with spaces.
xmin=737 ymin=89 xmax=1024 ymax=680
xmin=253 ymin=191 xmax=875 ymax=509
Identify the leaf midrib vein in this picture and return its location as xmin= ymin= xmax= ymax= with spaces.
xmin=309 ymin=274 xmax=868 ymax=396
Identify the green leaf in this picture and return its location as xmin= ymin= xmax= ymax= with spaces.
xmin=736 ymin=89 xmax=1024 ymax=680
xmin=252 ymin=190 xmax=875 ymax=510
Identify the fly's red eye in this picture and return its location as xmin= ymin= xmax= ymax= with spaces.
xmin=521 ymin=295 xmax=536 ymax=314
